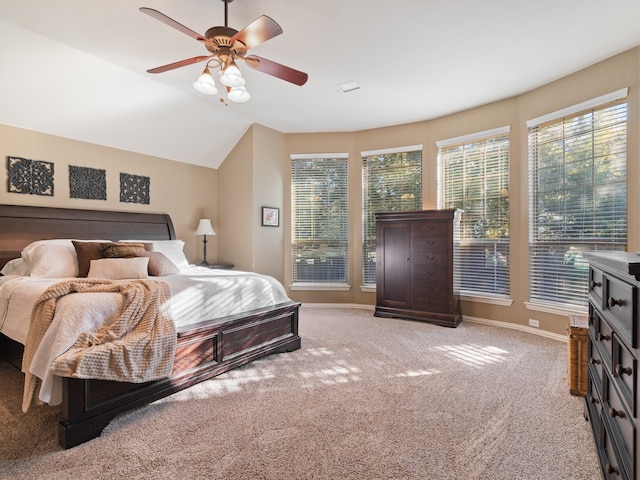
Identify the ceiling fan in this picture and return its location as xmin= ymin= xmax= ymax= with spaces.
xmin=140 ymin=0 xmax=308 ymax=103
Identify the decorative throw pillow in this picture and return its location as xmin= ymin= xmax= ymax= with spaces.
xmin=102 ymin=243 xmax=146 ymax=258
xmin=87 ymin=257 xmax=150 ymax=279
xmin=120 ymin=239 xmax=189 ymax=271
xmin=138 ymin=251 xmax=180 ymax=276
xmin=73 ymin=241 xmax=109 ymax=277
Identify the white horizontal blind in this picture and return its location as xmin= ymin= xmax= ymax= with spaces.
xmin=362 ymin=147 xmax=422 ymax=285
xmin=291 ymin=155 xmax=349 ymax=284
xmin=438 ymin=129 xmax=510 ymax=296
xmin=528 ymin=99 xmax=627 ymax=307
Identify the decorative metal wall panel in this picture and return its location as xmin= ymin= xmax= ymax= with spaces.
xmin=120 ymin=172 xmax=150 ymax=204
xmin=7 ymin=156 xmax=54 ymax=196
xmin=69 ymin=165 xmax=106 ymax=200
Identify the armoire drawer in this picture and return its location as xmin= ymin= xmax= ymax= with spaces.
xmin=412 ymin=221 xmax=450 ymax=238
xmin=412 ymin=237 xmax=449 ymax=254
xmin=412 ymin=294 xmax=450 ymax=314
xmin=411 ymin=252 xmax=449 ymax=268
xmin=413 ymin=266 xmax=450 ymax=283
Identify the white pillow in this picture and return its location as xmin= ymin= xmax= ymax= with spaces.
xmin=0 ymin=258 xmax=30 ymax=276
xmin=21 ymin=239 xmax=111 ymax=278
xmin=22 ymin=240 xmax=78 ymax=277
xmin=120 ymin=239 xmax=189 ymax=271
xmin=87 ymin=257 xmax=150 ymax=279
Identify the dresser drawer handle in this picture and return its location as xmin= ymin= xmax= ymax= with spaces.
xmin=597 ymin=333 xmax=611 ymax=342
xmin=590 ymin=358 xmax=601 ymax=365
xmin=590 ymin=280 xmax=602 ymax=288
xmin=608 ymin=297 xmax=624 ymax=307
xmin=425 ymin=255 xmax=435 ymax=261
xmin=615 ymin=364 xmax=633 ymax=377
xmin=605 ymin=463 xmax=620 ymax=475
xmin=426 ymin=240 xmax=435 ymax=245
xmin=609 ymin=407 xmax=626 ymax=419
xmin=589 ymin=394 xmax=600 ymax=405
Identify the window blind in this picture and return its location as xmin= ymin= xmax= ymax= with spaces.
xmin=438 ymin=128 xmax=510 ymax=297
xmin=362 ymin=147 xmax=423 ymax=285
xmin=291 ymin=155 xmax=349 ymax=284
xmin=528 ymin=99 xmax=627 ymax=307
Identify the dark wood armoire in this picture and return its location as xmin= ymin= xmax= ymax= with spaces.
xmin=374 ymin=209 xmax=462 ymax=327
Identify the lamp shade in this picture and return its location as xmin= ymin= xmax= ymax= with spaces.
xmin=195 ymin=219 xmax=216 ymax=235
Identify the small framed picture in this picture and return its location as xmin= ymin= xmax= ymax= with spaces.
xmin=262 ymin=206 xmax=279 ymax=227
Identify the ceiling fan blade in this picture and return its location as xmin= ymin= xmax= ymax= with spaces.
xmin=140 ymin=7 xmax=207 ymax=42
xmin=231 ymin=16 xmax=283 ymax=50
xmin=147 ymin=56 xmax=210 ymax=74
xmin=244 ymin=55 xmax=308 ymax=86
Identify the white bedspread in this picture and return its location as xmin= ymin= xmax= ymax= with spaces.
xmin=0 ymin=266 xmax=291 ymax=406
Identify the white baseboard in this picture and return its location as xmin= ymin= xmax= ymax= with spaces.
xmin=299 ymin=303 xmax=568 ymax=343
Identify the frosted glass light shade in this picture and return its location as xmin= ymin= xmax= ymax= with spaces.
xmin=219 ymin=63 xmax=245 ymax=87
xmin=227 ymin=86 xmax=251 ymax=103
xmin=193 ymin=71 xmax=218 ymax=95
xmin=195 ymin=219 xmax=216 ymax=235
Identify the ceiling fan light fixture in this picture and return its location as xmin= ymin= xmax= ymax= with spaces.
xmin=193 ymin=68 xmax=218 ymax=95
xmin=227 ymin=85 xmax=251 ymax=102
xmin=219 ymin=62 xmax=245 ymax=87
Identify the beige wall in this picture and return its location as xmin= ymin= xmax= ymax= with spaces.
xmin=252 ymin=124 xmax=286 ymax=281
xmin=217 ymin=128 xmax=254 ymax=271
xmin=0 ymin=124 xmax=218 ymax=264
xmin=217 ymin=124 xmax=287 ymax=283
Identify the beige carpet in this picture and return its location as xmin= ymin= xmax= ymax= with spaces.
xmin=0 ymin=307 xmax=601 ymax=479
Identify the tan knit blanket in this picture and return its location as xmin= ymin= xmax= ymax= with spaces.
xmin=22 ymin=279 xmax=176 ymax=412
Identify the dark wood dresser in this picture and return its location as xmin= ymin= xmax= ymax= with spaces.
xmin=374 ymin=209 xmax=462 ymax=327
xmin=583 ymin=251 xmax=639 ymax=480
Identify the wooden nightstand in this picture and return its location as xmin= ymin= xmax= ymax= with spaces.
xmin=201 ymin=263 xmax=234 ymax=269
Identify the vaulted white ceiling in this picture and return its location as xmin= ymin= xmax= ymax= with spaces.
xmin=1 ymin=0 xmax=640 ymax=169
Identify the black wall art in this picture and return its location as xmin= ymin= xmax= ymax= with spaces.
xmin=69 ymin=165 xmax=107 ymax=200
xmin=7 ymin=156 xmax=54 ymax=196
xmin=120 ymin=172 xmax=150 ymax=204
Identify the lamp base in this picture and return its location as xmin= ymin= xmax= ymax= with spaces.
xmin=199 ymin=260 xmax=212 ymax=267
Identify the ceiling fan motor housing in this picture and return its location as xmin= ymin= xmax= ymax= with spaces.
xmin=204 ymin=26 xmax=246 ymax=55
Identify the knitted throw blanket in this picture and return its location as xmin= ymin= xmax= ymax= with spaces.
xmin=22 ymin=279 xmax=176 ymax=412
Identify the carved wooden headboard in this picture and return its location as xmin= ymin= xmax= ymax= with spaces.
xmin=0 ymin=204 xmax=175 ymax=269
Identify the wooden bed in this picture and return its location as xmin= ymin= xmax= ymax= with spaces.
xmin=0 ymin=204 xmax=301 ymax=449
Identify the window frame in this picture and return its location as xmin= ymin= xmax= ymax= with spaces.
xmin=361 ymin=145 xmax=423 ymax=288
xmin=437 ymin=126 xmax=511 ymax=300
xmin=526 ymin=89 xmax=628 ymax=310
xmin=290 ymin=153 xmax=350 ymax=291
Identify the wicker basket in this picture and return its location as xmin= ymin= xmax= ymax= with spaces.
xmin=567 ymin=315 xmax=589 ymax=396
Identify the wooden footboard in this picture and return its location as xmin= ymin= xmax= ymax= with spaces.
xmin=59 ymin=301 xmax=300 ymax=448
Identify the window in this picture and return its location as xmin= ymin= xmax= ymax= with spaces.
xmin=362 ymin=146 xmax=423 ymax=286
xmin=528 ymin=90 xmax=627 ymax=308
xmin=291 ymin=154 xmax=349 ymax=285
xmin=438 ymin=127 xmax=510 ymax=297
